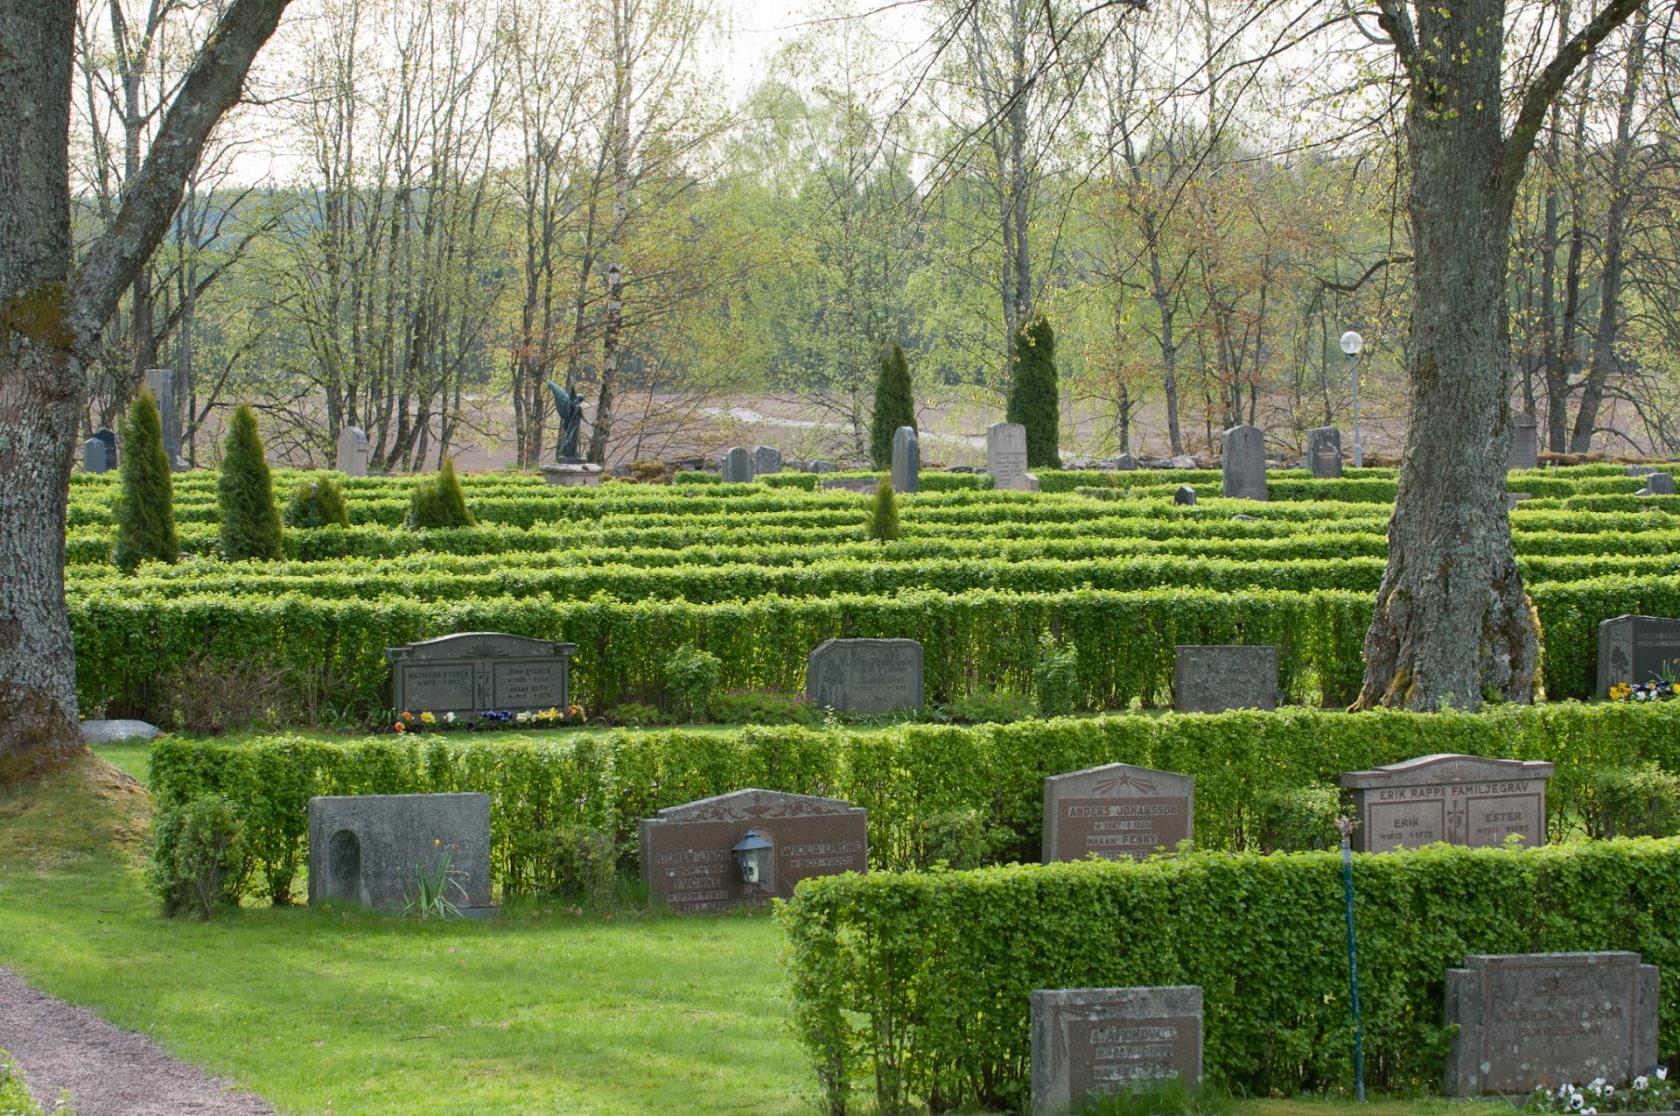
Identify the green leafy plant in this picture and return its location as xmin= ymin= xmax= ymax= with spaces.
xmin=869 ymin=342 xmax=915 ymax=469
xmin=1079 ymin=1079 xmax=1235 ymax=1115
xmin=283 ymin=477 xmax=350 ymax=528
xmin=512 ymin=824 xmax=617 ymax=902
xmin=403 ymin=845 xmax=467 ymax=920
xmin=913 ymin=807 xmax=1006 ymax=870
xmin=218 ymin=404 xmax=284 ymax=560
xmin=603 ymin=701 xmax=673 ymax=727
xmin=112 ymin=388 xmax=179 ymax=573
xmin=1034 ymin=645 xmax=1080 ymax=717
xmin=865 ymin=479 xmax=900 ymax=542
xmin=1584 ymin=764 xmax=1680 ymax=839
xmin=663 ymin=643 xmax=722 ymax=722
xmin=148 ymin=795 xmax=250 ymax=919
xmin=1523 ymin=1068 xmax=1677 ymax=1112
xmin=406 ymin=459 xmax=475 ymax=529
xmin=939 ymin=687 xmax=1035 ymax=724
xmin=709 ymin=691 xmax=821 ymax=726
xmin=1006 ymin=315 xmax=1061 ymax=469
xmin=1254 ymin=784 xmax=1343 ymax=852
xmin=0 ymin=1047 xmax=66 ymax=1116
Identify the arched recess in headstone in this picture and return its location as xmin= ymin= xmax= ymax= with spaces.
xmin=325 ymin=828 xmax=362 ymax=903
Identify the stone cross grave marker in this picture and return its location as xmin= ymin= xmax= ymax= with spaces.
xmin=1172 ymin=645 xmax=1277 ymax=713
xmin=891 ymin=426 xmax=920 ymax=493
xmin=1221 ymin=425 xmax=1267 ymax=500
xmin=719 ymin=446 xmax=754 ymax=482
xmin=1444 ymin=952 xmax=1658 ymax=1096
xmin=806 ymin=638 xmax=924 ymax=715
xmin=1307 ymin=426 xmax=1342 ymax=478
xmin=639 ymin=788 xmax=867 ymax=913
xmin=1340 ymin=753 xmax=1553 ymax=853
xmin=387 ymin=632 xmax=575 ymax=717
xmin=336 ymin=426 xmax=370 ymax=476
xmin=1043 ymin=763 xmax=1193 ymax=863
xmin=308 ymin=792 xmax=493 ymax=914
xmin=753 ymin=445 xmax=782 ymax=475
xmin=1031 ymin=986 xmax=1203 ymax=1114
xmin=1597 ymin=614 xmax=1680 ymax=696
xmin=987 ymin=421 xmax=1033 ymax=491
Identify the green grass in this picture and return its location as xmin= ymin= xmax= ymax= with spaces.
xmin=0 ymin=750 xmax=1513 ymax=1116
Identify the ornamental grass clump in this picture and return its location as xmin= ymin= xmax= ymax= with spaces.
xmin=112 ymin=388 xmax=178 ymax=573
xmin=217 ymin=404 xmax=284 ymax=560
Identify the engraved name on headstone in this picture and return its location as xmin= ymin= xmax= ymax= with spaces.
xmin=1340 ymin=753 xmax=1554 ymax=853
xmin=1221 ymin=425 xmax=1267 ymax=500
xmin=1042 ymin=763 xmax=1193 ymax=863
xmin=1509 ymin=414 xmax=1540 ymax=471
xmin=1444 ymin=952 xmax=1658 ymax=1096
xmin=1031 ymin=986 xmax=1203 ymax=1115
xmin=1172 ymin=645 xmax=1278 ymax=713
xmin=987 ymin=421 xmax=1033 ymax=491
xmin=387 ymin=632 xmax=576 ymax=717
xmin=1597 ymin=614 xmax=1680 ymax=696
xmin=639 ymin=789 xmax=868 ymax=913
xmin=307 ymin=792 xmax=493 ymax=913
xmin=891 ymin=426 xmax=920 ymax=493
xmin=719 ymin=446 xmax=755 ymax=483
xmin=336 ymin=426 xmax=370 ymax=476
xmin=806 ymin=637 xmax=924 ymax=715
xmin=1307 ymin=426 xmax=1342 ymax=478
xmin=753 ymin=445 xmax=783 ymax=475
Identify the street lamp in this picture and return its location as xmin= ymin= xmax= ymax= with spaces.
xmin=1340 ymin=331 xmax=1365 ymax=468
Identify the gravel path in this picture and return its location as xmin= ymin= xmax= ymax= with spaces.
xmin=0 ymin=967 xmax=274 ymax=1115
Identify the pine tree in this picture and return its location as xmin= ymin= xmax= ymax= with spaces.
xmin=282 ymin=477 xmax=350 ymax=529
xmin=1006 ymin=316 xmax=1061 ymax=469
xmin=217 ymin=404 xmax=284 ymax=560
xmin=407 ymin=459 xmax=475 ymax=529
xmin=869 ymin=342 xmax=915 ymax=470
xmin=865 ymin=479 xmax=901 ymax=543
xmin=112 ymin=389 xmax=179 ymax=573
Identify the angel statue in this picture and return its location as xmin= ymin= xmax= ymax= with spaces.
xmin=547 ymin=381 xmax=587 ymax=463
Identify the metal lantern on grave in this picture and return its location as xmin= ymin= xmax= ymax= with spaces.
xmin=730 ymin=830 xmax=773 ymax=892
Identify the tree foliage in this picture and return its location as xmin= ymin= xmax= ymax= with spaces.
xmin=1006 ymin=317 xmax=1060 ymax=469
xmin=218 ymin=404 xmax=284 ymax=560
xmin=869 ymin=343 xmax=915 ymax=469
xmin=113 ymin=389 xmax=179 ymax=573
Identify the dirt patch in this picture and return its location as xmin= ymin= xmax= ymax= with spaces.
xmin=0 ymin=967 xmax=274 ymax=1115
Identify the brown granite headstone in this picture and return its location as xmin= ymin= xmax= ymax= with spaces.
xmin=639 ymin=788 xmax=867 ymax=913
xmin=1042 ymin=763 xmax=1193 ymax=863
xmin=1340 ymin=753 xmax=1554 ymax=853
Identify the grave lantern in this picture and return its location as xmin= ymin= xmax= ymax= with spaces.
xmin=731 ymin=831 xmax=773 ymax=889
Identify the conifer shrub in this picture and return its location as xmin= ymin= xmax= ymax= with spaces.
xmin=112 ymin=389 xmax=179 ymax=573
xmin=283 ymin=477 xmax=350 ymax=529
xmin=217 ymin=405 xmax=283 ymax=560
xmin=866 ymin=479 xmax=901 ymax=542
xmin=1006 ymin=316 xmax=1061 ymax=469
xmin=870 ymin=342 xmax=916 ymax=469
xmin=406 ymin=460 xmax=475 ymax=529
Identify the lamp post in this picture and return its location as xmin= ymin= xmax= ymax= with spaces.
xmin=1340 ymin=331 xmax=1365 ymax=468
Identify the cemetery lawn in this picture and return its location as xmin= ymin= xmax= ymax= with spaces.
xmin=0 ymin=747 xmax=1514 ymax=1116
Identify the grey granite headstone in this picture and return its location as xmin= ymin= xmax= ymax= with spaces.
xmin=1644 ymin=472 xmax=1674 ymax=495
xmin=82 ymin=438 xmax=109 ymax=473
xmin=720 ymin=447 xmax=755 ymax=483
xmin=987 ymin=422 xmax=1033 ymax=491
xmin=1221 ymin=425 xmax=1267 ymax=500
xmin=80 ymin=718 xmax=161 ymax=744
xmin=1340 ymin=753 xmax=1553 ymax=853
xmin=1444 ymin=952 xmax=1658 ymax=1096
xmin=639 ymin=788 xmax=868 ymax=914
xmin=144 ymin=368 xmax=182 ymax=468
xmin=336 ymin=426 xmax=369 ymax=476
xmin=820 ymin=476 xmax=880 ymax=494
xmin=1031 ymin=986 xmax=1203 ymax=1114
xmin=808 ymin=459 xmax=838 ymax=474
xmin=93 ymin=428 xmax=117 ymax=467
xmin=1172 ymin=645 xmax=1277 ymax=712
xmin=1043 ymin=763 xmax=1193 ymax=863
xmin=752 ymin=445 xmax=782 ymax=475
xmin=387 ymin=632 xmax=576 ymax=717
xmin=1509 ymin=414 xmax=1539 ymax=471
xmin=1628 ymin=464 xmax=1660 ymax=477
xmin=307 ymin=792 xmax=492 ymax=913
xmin=1113 ymin=453 xmax=1139 ymax=471
xmin=1173 ymin=485 xmax=1197 ymax=506
xmin=806 ymin=638 xmax=923 ymax=714
xmin=1307 ymin=426 xmax=1342 ymax=478
xmin=1597 ymin=614 xmax=1680 ymax=695
xmin=891 ymin=426 xmax=919 ymax=493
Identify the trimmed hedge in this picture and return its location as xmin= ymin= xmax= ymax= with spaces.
xmin=779 ymin=839 xmax=1680 ymax=1111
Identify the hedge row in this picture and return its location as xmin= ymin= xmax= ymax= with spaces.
xmin=148 ymin=701 xmax=1680 ymax=899
xmin=780 ymin=839 xmax=1680 ymax=1111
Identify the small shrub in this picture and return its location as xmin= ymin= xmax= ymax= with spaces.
xmin=865 ymin=479 xmax=901 ymax=542
xmin=1584 ymin=764 xmax=1680 ymax=839
xmin=628 ymin=459 xmax=671 ymax=484
xmin=709 ymin=690 xmax=822 ymax=726
xmin=407 ymin=459 xmax=475 ymax=529
xmin=217 ymin=404 xmax=284 ymax=560
xmin=940 ymin=687 xmax=1035 ymax=724
xmin=1034 ymin=646 xmax=1080 ymax=717
xmin=915 ymin=807 xmax=1003 ymax=870
xmin=602 ymin=701 xmax=673 ymax=727
xmin=515 ymin=824 xmax=617 ymax=902
xmin=1254 ymin=783 xmax=1342 ymax=852
xmin=149 ymin=795 xmax=249 ymax=919
xmin=112 ymin=388 xmax=178 ymax=573
xmin=161 ymin=654 xmax=295 ymax=734
xmin=0 ymin=1048 xmax=60 ymax=1116
xmin=663 ymin=643 xmax=722 ymax=722
xmin=282 ymin=477 xmax=350 ymax=528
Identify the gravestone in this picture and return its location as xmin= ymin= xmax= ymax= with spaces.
xmin=1042 ymin=763 xmax=1193 ymax=863
xmin=1113 ymin=453 xmax=1139 ymax=471
xmin=987 ymin=421 xmax=1033 ymax=491
xmin=1444 ymin=952 xmax=1658 ymax=1096
xmin=1340 ymin=753 xmax=1553 ymax=853
xmin=1597 ymin=614 xmax=1680 ymax=695
xmin=1627 ymin=464 xmax=1660 ymax=477
xmin=307 ymin=792 xmax=493 ymax=914
xmin=753 ymin=445 xmax=782 ymax=475
xmin=1173 ymin=485 xmax=1197 ymax=506
xmin=1643 ymin=472 xmax=1674 ymax=495
xmin=639 ymin=788 xmax=867 ymax=914
xmin=891 ymin=426 xmax=920 ymax=493
xmin=819 ymin=476 xmax=880 ymax=494
xmin=80 ymin=719 xmax=161 ymax=744
xmin=1307 ymin=426 xmax=1342 ymax=478
xmin=1031 ymin=986 xmax=1203 ymax=1114
xmin=1221 ymin=425 xmax=1267 ymax=500
xmin=336 ymin=426 xmax=370 ymax=476
xmin=807 ymin=460 xmax=838 ymax=474
xmin=82 ymin=437 xmax=110 ymax=473
xmin=387 ymin=632 xmax=576 ymax=717
xmin=1172 ymin=645 xmax=1277 ymax=713
xmin=92 ymin=428 xmax=117 ymax=467
xmin=1509 ymin=414 xmax=1539 ymax=471
xmin=144 ymin=367 xmax=182 ymax=468
xmin=806 ymin=637 xmax=923 ymax=714
xmin=719 ymin=447 xmax=755 ymax=483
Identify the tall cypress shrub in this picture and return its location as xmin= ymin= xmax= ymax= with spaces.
xmin=218 ymin=404 xmax=283 ymax=560
xmin=112 ymin=389 xmax=178 ymax=573
xmin=865 ymin=479 xmax=901 ymax=542
xmin=1006 ymin=316 xmax=1061 ymax=469
xmin=869 ymin=342 xmax=915 ymax=469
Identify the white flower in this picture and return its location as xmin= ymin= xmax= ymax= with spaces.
xmin=1604 ymin=1084 xmax=1614 ymax=1096
xmin=1570 ymin=1095 xmax=1584 ymax=1111
xmin=1659 ymin=1066 xmax=1670 ymax=1081
xmin=1635 ymin=1076 xmax=1649 ymax=1090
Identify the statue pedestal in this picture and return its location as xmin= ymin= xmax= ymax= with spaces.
xmin=540 ymin=461 xmax=604 ymax=488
